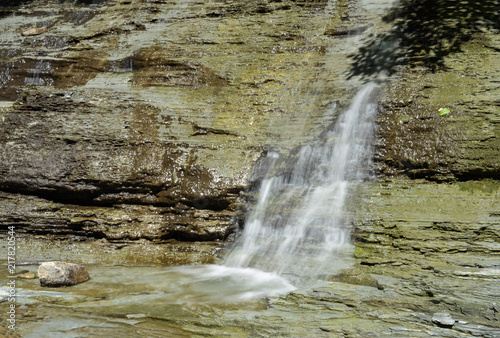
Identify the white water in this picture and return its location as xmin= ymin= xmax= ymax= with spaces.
xmin=151 ymin=84 xmax=379 ymax=304
xmin=166 ymin=265 xmax=296 ymax=302
xmin=224 ymin=84 xmax=379 ymax=284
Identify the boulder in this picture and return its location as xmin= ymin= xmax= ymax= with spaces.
xmin=38 ymin=261 xmax=89 ymax=287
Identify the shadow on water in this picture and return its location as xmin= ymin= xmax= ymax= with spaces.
xmin=348 ymin=0 xmax=500 ymax=78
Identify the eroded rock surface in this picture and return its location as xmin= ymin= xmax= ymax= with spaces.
xmin=373 ymin=3 xmax=500 ymax=181
xmin=0 ymin=0 xmax=381 ymax=244
xmin=0 ymin=0 xmax=499 ymax=337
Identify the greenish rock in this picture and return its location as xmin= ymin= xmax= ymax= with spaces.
xmin=329 ymin=267 xmax=383 ymax=289
xmin=376 ymin=34 xmax=500 ymax=181
xmin=0 ymin=0 xmax=499 ymax=337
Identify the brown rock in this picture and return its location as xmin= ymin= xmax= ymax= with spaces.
xmin=38 ymin=261 xmax=89 ymax=287
xmin=22 ymin=27 xmax=48 ymax=36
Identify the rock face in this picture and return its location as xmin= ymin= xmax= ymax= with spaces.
xmin=38 ymin=261 xmax=89 ymax=287
xmin=0 ymin=0 xmax=499 ymax=336
xmin=369 ymin=0 xmax=500 ymax=181
xmin=348 ymin=179 xmax=500 ymax=332
xmin=0 ymin=0 xmax=380 ymax=246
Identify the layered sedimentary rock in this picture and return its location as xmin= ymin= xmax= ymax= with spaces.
xmin=0 ymin=0 xmax=377 ymax=244
xmin=0 ymin=0 xmax=499 ymax=337
xmin=371 ymin=0 xmax=500 ymax=180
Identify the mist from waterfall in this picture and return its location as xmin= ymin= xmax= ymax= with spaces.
xmin=224 ymin=84 xmax=379 ymax=284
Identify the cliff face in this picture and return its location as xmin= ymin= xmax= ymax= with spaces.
xmin=1 ymin=0 xmax=499 ymax=336
xmin=0 ymin=0 xmax=377 ymax=250
xmin=368 ymin=0 xmax=500 ymax=181
xmin=376 ymin=36 xmax=500 ymax=181
xmin=0 ymin=0 xmax=497 ymax=263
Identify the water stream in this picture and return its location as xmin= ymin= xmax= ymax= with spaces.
xmin=135 ymin=83 xmax=381 ymax=307
xmin=224 ymin=83 xmax=379 ymax=286
xmin=161 ymin=83 xmax=380 ymax=303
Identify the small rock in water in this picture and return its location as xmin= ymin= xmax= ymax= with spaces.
xmin=17 ymin=271 xmax=36 ymax=279
xmin=38 ymin=261 xmax=89 ymax=287
xmin=432 ymin=312 xmax=455 ymax=328
xmin=22 ymin=27 xmax=48 ymax=36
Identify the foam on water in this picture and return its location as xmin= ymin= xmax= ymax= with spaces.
xmin=168 ymin=265 xmax=296 ymax=302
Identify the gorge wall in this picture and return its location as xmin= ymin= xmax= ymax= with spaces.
xmin=0 ymin=0 xmax=499 ymax=336
xmin=0 ymin=0 xmax=389 ymax=262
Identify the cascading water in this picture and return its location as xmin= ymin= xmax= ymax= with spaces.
xmin=224 ymin=83 xmax=379 ymax=285
xmin=160 ymin=84 xmax=379 ymax=303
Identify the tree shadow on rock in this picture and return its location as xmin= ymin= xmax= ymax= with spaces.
xmin=348 ymin=0 xmax=500 ymax=79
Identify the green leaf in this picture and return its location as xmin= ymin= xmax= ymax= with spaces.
xmin=438 ymin=108 xmax=450 ymax=116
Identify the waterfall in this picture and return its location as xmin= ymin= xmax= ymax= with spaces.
xmin=224 ymin=84 xmax=379 ymax=284
xmin=162 ymin=84 xmax=379 ymax=304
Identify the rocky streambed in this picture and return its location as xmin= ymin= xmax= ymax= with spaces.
xmin=1 ymin=0 xmax=499 ymax=337
xmin=1 ymin=179 xmax=498 ymax=337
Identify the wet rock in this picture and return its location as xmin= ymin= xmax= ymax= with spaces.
xmin=432 ymin=312 xmax=455 ymax=328
xmin=0 ymin=191 xmax=236 ymax=242
xmin=454 ymin=323 xmax=500 ymax=338
xmin=38 ymin=261 xmax=89 ymax=287
xmin=329 ymin=267 xmax=383 ymax=289
xmin=0 ymin=0 xmax=375 ymax=244
xmin=324 ymin=25 xmax=371 ymax=37
xmin=376 ymin=36 xmax=500 ymax=181
xmin=348 ymin=178 xmax=500 ymax=329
